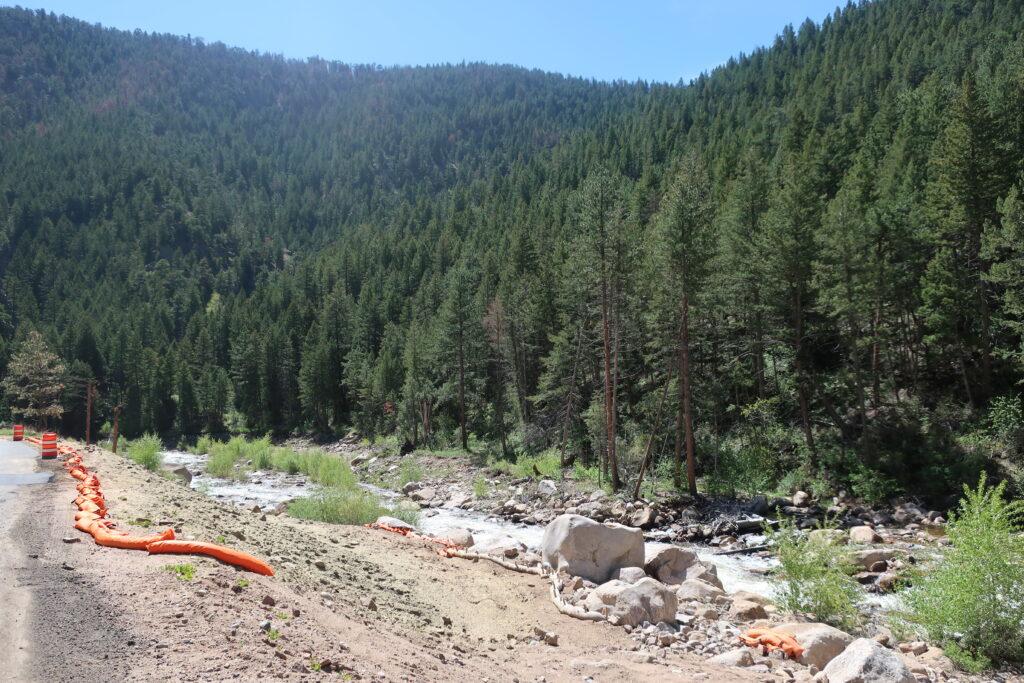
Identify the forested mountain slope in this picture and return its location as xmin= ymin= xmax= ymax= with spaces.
xmin=2 ymin=1 xmax=1024 ymax=501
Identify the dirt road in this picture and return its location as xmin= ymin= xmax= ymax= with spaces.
xmin=0 ymin=440 xmax=763 ymax=682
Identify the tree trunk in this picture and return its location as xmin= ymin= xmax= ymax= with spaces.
xmin=458 ymin=327 xmax=468 ymax=450
xmin=752 ymin=290 xmax=765 ymax=399
xmin=793 ymin=289 xmax=817 ymax=463
xmin=633 ymin=359 xmax=675 ymax=500
xmin=601 ymin=279 xmax=619 ymax=490
xmin=680 ymin=293 xmax=697 ymax=496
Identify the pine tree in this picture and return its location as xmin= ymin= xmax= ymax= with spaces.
xmin=652 ymin=153 xmax=715 ymax=495
xmin=2 ymin=330 xmax=66 ymax=427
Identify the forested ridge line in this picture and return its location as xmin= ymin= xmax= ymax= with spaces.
xmin=2 ymin=0 xmax=1024 ymax=502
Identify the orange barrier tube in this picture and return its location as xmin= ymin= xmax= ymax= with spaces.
xmin=739 ymin=629 xmax=804 ymax=660
xmin=147 ymin=540 xmax=274 ymax=576
xmin=92 ymin=525 xmax=175 ymax=550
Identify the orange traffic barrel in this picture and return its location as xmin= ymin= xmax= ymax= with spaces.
xmin=41 ymin=431 xmax=58 ymax=459
xmin=12 ymin=424 xmax=24 ymax=441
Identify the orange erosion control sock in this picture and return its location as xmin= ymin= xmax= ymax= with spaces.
xmin=739 ymin=629 xmax=805 ymax=660
xmin=55 ymin=435 xmax=273 ymax=575
xmin=147 ymin=540 xmax=275 ymax=576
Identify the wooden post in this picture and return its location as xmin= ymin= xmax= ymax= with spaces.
xmin=111 ymin=404 xmax=122 ymax=453
xmin=85 ymin=380 xmax=95 ymax=446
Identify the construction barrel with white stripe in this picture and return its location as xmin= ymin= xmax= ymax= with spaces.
xmin=41 ymin=431 xmax=58 ymax=459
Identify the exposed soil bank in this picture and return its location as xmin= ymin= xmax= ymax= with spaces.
xmin=0 ymin=440 xmax=761 ymax=682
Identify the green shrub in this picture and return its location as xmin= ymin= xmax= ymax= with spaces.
xmin=472 ymin=475 xmax=488 ymax=498
xmin=512 ymin=450 xmax=562 ymax=479
xmin=191 ymin=434 xmax=216 ymax=455
xmin=247 ymin=436 xmax=274 ymax=470
xmin=988 ymin=394 xmax=1024 ymax=458
xmin=287 ymin=489 xmax=419 ymax=526
xmin=905 ymin=475 xmax=1024 ymax=671
xmin=205 ymin=437 xmax=245 ymax=479
xmin=848 ymin=464 xmax=902 ymax=505
xmin=769 ymin=518 xmax=860 ymax=630
xmin=126 ymin=433 xmax=163 ymax=471
xmin=399 ymin=458 xmax=423 ymax=486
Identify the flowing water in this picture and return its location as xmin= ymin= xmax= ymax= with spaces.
xmin=161 ymin=450 xmax=321 ymax=509
xmin=160 ymin=449 xmax=905 ymax=610
xmin=162 ymin=449 xmax=780 ymax=595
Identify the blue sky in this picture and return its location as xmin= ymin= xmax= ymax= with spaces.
xmin=4 ymin=1 xmax=843 ymax=83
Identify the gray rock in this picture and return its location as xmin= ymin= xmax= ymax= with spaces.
xmin=775 ymin=621 xmax=855 ymax=670
xmin=849 ymin=526 xmax=881 ymax=544
xmin=541 ymin=514 xmax=644 ymax=583
xmin=644 ymin=546 xmax=698 ymax=585
xmin=849 ymin=548 xmax=897 ymax=571
xmin=793 ymin=491 xmax=811 ymax=507
xmin=375 ymin=515 xmax=414 ymax=531
xmin=538 ymin=479 xmax=558 ymax=496
xmin=727 ymin=599 xmax=769 ymax=621
xmin=472 ymin=534 xmax=526 ymax=559
xmin=685 ymin=561 xmax=724 ymax=589
xmin=675 ymin=579 xmax=725 ymax=602
xmin=438 ymin=527 xmax=474 ymax=547
xmin=615 ymin=566 xmax=648 ymax=583
xmin=629 ymin=506 xmax=655 ymax=529
xmin=709 ymin=648 xmax=755 ymax=667
xmin=410 ymin=487 xmax=436 ymax=502
xmin=585 ymin=577 xmax=678 ymax=627
xmin=822 ymin=638 xmax=915 ymax=683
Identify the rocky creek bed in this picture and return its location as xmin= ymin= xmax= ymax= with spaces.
xmin=155 ymin=445 xmax=1000 ymax=683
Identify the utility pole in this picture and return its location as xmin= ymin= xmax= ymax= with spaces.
xmin=85 ymin=380 xmax=95 ymax=445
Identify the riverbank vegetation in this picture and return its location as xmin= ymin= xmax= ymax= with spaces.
xmin=192 ymin=435 xmax=416 ymax=525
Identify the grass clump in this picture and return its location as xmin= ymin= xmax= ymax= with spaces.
xmin=287 ymin=489 xmax=419 ymax=526
xmin=769 ymin=518 xmax=860 ymax=630
xmin=904 ymin=475 xmax=1024 ymax=671
xmin=472 ymin=475 xmax=488 ymax=498
xmin=398 ymin=458 xmax=423 ymax=487
xmin=204 ymin=436 xmax=248 ymax=478
xmin=126 ymin=433 xmax=163 ymax=471
xmin=164 ymin=563 xmax=196 ymax=581
xmin=191 ymin=434 xmax=216 ymax=455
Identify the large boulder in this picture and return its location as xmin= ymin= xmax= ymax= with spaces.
xmin=775 ymin=622 xmax=855 ymax=670
xmin=675 ymin=579 xmax=725 ymax=602
xmin=541 ymin=514 xmax=644 ymax=583
xmin=437 ymin=527 xmax=474 ymax=547
xmin=849 ymin=548 xmax=897 ymax=571
xmin=643 ymin=546 xmax=698 ymax=584
xmin=686 ymin=561 xmax=724 ymax=589
xmin=822 ymin=638 xmax=915 ymax=683
xmin=709 ymin=648 xmax=755 ymax=668
xmin=375 ymin=515 xmax=414 ymax=531
xmin=849 ymin=526 xmax=881 ymax=544
xmin=727 ymin=599 xmax=768 ymax=621
xmin=473 ymin=534 xmax=526 ymax=559
xmin=584 ymin=577 xmax=678 ymax=627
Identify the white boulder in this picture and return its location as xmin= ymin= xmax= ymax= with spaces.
xmin=541 ymin=514 xmax=644 ymax=583
xmin=775 ymin=621 xmax=855 ymax=670
xmin=643 ymin=546 xmax=698 ymax=585
xmin=675 ymin=579 xmax=725 ymax=602
xmin=849 ymin=526 xmax=882 ymax=544
xmin=584 ymin=577 xmax=678 ymax=627
xmin=823 ymin=638 xmax=915 ymax=683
